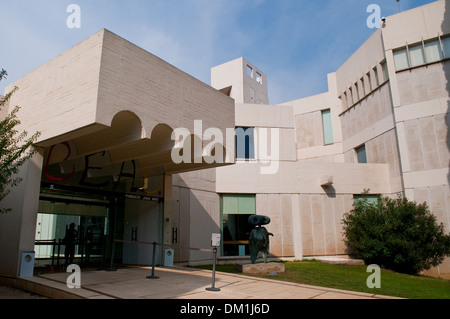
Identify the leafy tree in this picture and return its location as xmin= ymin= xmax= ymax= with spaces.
xmin=0 ymin=69 xmax=41 ymax=213
xmin=342 ymin=194 xmax=450 ymax=275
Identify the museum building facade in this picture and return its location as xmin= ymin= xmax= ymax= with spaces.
xmin=0 ymin=0 xmax=449 ymax=280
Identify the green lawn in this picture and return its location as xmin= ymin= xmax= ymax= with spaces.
xmin=194 ymin=260 xmax=450 ymax=299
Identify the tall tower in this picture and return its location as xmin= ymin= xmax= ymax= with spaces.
xmin=211 ymin=57 xmax=269 ymax=105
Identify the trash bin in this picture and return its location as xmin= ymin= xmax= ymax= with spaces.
xmin=164 ymin=248 xmax=174 ymax=267
xmin=19 ymin=251 xmax=35 ymax=278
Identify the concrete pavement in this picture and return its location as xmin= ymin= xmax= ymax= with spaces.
xmin=0 ymin=284 xmax=48 ymax=299
xmin=10 ymin=266 xmax=401 ymax=299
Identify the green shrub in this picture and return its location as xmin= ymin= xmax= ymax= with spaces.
xmin=342 ymin=195 xmax=450 ymax=275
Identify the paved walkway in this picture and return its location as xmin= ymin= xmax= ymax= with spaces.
xmin=0 ymin=285 xmax=48 ymax=299
xmin=12 ymin=266 xmax=400 ymax=299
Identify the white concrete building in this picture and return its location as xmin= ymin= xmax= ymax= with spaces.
xmin=0 ymin=0 xmax=449 ymax=281
xmin=175 ymin=0 xmax=450 ymax=278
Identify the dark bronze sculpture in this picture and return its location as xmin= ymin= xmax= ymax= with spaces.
xmin=248 ymin=215 xmax=273 ymax=264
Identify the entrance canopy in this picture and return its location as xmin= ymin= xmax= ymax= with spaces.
xmin=6 ymin=28 xmax=235 ymax=180
xmin=41 ymin=112 xmax=169 ymax=198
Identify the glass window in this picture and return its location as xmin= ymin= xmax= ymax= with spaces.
xmin=425 ymin=40 xmax=443 ymax=63
xmin=322 ymin=109 xmax=334 ymax=145
xmin=409 ymin=44 xmax=426 ymax=67
xmin=381 ymin=61 xmax=389 ymax=81
xmin=373 ymin=66 xmax=380 ymax=86
xmin=356 ymin=145 xmax=367 ymax=164
xmin=355 ymin=82 xmax=360 ymax=101
xmin=222 ymin=194 xmax=256 ymax=215
xmin=353 ymin=194 xmax=379 ymax=206
xmin=235 ymin=127 xmax=255 ymax=159
xmin=394 ymin=48 xmax=409 ymax=70
xmin=221 ymin=194 xmax=256 ymax=257
xmin=367 ymin=72 xmax=373 ymax=91
xmin=442 ymin=37 xmax=450 ymax=59
xmin=361 ymin=77 xmax=366 ymax=96
xmin=343 ymin=92 xmax=348 ymax=108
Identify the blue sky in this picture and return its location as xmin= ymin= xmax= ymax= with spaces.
xmin=0 ymin=0 xmax=438 ymax=104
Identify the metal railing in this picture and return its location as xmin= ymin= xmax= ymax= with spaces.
xmin=34 ymin=237 xmax=106 ymax=268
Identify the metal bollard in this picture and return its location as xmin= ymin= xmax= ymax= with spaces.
xmin=146 ymin=242 xmax=159 ymax=279
xmin=205 ymin=247 xmax=220 ymax=292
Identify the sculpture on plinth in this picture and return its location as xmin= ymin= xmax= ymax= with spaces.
xmin=248 ymin=215 xmax=273 ymax=264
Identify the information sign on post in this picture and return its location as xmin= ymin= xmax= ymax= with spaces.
xmin=206 ymin=233 xmax=221 ymax=292
xmin=211 ymin=233 xmax=221 ymax=247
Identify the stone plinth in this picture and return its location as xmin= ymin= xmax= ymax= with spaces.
xmin=236 ymin=262 xmax=285 ymax=274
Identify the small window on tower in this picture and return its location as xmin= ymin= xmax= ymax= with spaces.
xmin=256 ymin=72 xmax=263 ymax=84
xmin=247 ymin=65 xmax=253 ymax=78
